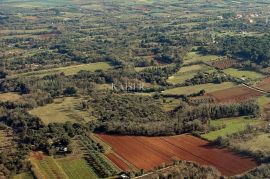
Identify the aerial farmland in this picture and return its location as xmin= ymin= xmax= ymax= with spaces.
xmin=1 ymin=0 xmax=270 ymax=178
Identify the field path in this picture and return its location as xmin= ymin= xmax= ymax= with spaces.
xmin=242 ymin=83 xmax=269 ymax=94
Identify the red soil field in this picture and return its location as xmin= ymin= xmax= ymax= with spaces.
xmin=207 ymin=85 xmax=262 ymax=103
xmin=106 ymin=153 xmax=131 ymax=171
xmin=256 ymin=77 xmax=270 ymax=92
xmin=97 ymin=134 xmax=258 ymax=176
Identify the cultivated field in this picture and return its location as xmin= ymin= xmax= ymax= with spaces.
xmin=30 ymin=152 xmax=68 ymax=179
xmin=30 ymin=152 xmax=98 ymax=179
xmin=97 ymin=134 xmax=258 ymax=176
xmin=163 ymin=82 xmax=235 ymax=95
xmin=207 ymin=85 xmax=263 ymax=103
xmin=202 ymin=117 xmax=260 ymax=141
xmin=29 ymin=97 xmax=95 ymax=125
xmin=11 ymin=62 xmax=112 ymax=78
xmin=256 ymin=77 xmax=270 ymax=92
xmin=106 ymin=153 xmax=132 ymax=171
xmin=57 ymin=157 xmax=98 ymax=179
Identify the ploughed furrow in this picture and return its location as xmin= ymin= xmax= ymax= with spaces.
xmin=97 ymin=134 xmax=258 ymax=176
xmin=98 ymin=134 xmax=171 ymax=170
xmin=164 ymin=135 xmax=258 ymax=176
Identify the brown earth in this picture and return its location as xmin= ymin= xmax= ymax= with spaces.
xmin=106 ymin=153 xmax=131 ymax=171
xmin=207 ymin=85 xmax=262 ymax=103
xmin=256 ymin=77 xmax=270 ymax=92
xmin=97 ymin=134 xmax=258 ymax=176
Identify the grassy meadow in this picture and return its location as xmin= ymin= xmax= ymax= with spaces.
xmin=29 ymin=97 xmax=95 ymax=125
xmin=202 ymin=117 xmax=260 ymax=141
xmin=167 ymin=64 xmax=213 ymax=84
xmin=184 ymin=52 xmax=221 ymax=65
xmin=162 ymin=82 xmax=235 ymax=95
xmin=223 ymin=68 xmax=265 ymax=81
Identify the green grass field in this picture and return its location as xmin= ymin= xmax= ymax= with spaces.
xmin=167 ymin=64 xmax=212 ymax=84
xmin=0 ymin=92 xmax=21 ymax=102
xmin=57 ymin=157 xmax=98 ymax=179
xmin=13 ymin=172 xmax=34 ymax=179
xmin=257 ymin=95 xmax=270 ymax=111
xmin=29 ymin=97 xmax=95 ymax=125
xmin=162 ymin=82 xmax=235 ymax=95
xmin=134 ymin=64 xmax=173 ymax=72
xmin=161 ymin=98 xmax=183 ymax=111
xmin=202 ymin=117 xmax=260 ymax=141
xmin=223 ymin=68 xmax=265 ymax=81
xmin=184 ymin=52 xmax=221 ymax=65
xmin=11 ymin=62 xmax=112 ymax=78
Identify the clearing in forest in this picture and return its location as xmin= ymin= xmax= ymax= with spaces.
xmin=167 ymin=64 xmax=213 ymax=84
xmin=29 ymin=97 xmax=95 ymax=125
xmin=202 ymin=116 xmax=260 ymax=141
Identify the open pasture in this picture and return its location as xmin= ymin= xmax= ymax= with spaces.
xmin=97 ymin=134 xmax=258 ymax=176
xmin=223 ymin=68 xmax=265 ymax=81
xmin=163 ymin=82 xmax=235 ymax=95
xmin=167 ymin=64 xmax=212 ymax=84
xmin=29 ymin=97 xmax=95 ymax=125
xmin=184 ymin=52 xmax=221 ymax=65
xmin=202 ymin=117 xmax=260 ymax=141
xmin=207 ymin=85 xmax=263 ymax=103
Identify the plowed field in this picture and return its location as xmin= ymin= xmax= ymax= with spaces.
xmin=256 ymin=77 xmax=270 ymax=92
xmin=97 ymin=134 xmax=258 ymax=176
xmin=207 ymin=85 xmax=262 ymax=103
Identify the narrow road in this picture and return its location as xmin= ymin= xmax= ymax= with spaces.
xmin=242 ymin=83 xmax=269 ymax=94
